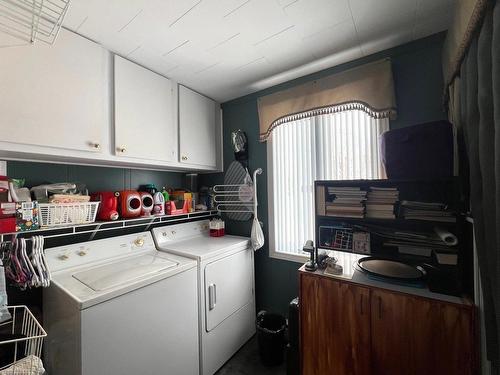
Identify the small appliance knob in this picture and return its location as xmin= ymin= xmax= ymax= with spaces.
xmin=59 ymin=254 xmax=69 ymax=261
xmin=134 ymin=238 xmax=145 ymax=247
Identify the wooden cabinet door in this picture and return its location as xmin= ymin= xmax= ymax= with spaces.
xmin=300 ymin=274 xmax=371 ymax=375
xmin=178 ymin=85 xmax=218 ymax=168
xmin=371 ymin=289 xmax=475 ymax=375
xmin=114 ymin=55 xmax=177 ymax=162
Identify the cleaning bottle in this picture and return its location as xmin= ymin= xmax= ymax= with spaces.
xmin=161 ymin=187 xmax=169 ymax=202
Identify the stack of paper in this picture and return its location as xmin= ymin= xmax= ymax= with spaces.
xmin=400 ymin=200 xmax=456 ymax=222
xmin=365 ymin=187 xmax=399 ymax=219
xmin=326 ymin=187 xmax=367 ymax=218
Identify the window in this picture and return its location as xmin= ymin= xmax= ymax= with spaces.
xmin=267 ymin=109 xmax=389 ymax=261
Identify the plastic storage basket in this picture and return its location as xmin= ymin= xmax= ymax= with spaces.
xmin=38 ymin=202 xmax=100 ymax=227
xmin=0 ymin=305 xmax=47 ymax=374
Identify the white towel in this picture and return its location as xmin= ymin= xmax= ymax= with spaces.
xmin=0 ymin=355 xmax=45 ymax=375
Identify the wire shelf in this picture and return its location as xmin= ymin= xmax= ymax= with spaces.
xmin=0 ymin=0 xmax=70 ymax=44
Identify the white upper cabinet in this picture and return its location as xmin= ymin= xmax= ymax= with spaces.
xmin=114 ymin=56 xmax=177 ymax=162
xmin=179 ymin=85 xmax=219 ymax=169
xmin=0 ymin=30 xmax=107 ymax=153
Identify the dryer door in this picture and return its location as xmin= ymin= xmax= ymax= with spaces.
xmin=204 ymin=249 xmax=253 ymax=332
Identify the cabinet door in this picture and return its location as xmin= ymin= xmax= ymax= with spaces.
xmin=0 ymin=30 xmax=106 ymax=153
xmin=114 ymin=56 xmax=177 ymax=162
xmin=371 ymin=289 xmax=475 ymax=375
xmin=178 ymin=85 xmax=218 ymax=168
xmin=300 ymin=274 xmax=371 ymax=375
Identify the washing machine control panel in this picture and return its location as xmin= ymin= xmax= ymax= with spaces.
xmin=45 ymin=232 xmax=156 ymax=272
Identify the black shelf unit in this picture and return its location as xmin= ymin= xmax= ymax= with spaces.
xmin=314 ymin=178 xmax=472 ymax=296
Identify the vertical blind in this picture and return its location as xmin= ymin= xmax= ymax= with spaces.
xmin=269 ymin=109 xmax=389 ymax=256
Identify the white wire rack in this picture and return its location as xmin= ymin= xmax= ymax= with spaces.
xmin=214 ymin=168 xmax=262 ymax=214
xmin=0 ymin=0 xmax=71 ymax=44
xmin=0 ymin=305 xmax=47 ymax=374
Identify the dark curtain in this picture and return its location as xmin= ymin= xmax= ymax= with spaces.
xmin=456 ymin=0 xmax=500 ymax=371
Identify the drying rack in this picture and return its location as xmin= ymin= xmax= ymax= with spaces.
xmin=214 ymin=168 xmax=262 ymax=215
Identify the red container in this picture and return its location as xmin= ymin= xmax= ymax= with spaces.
xmin=119 ymin=190 xmax=142 ymax=218
xmin=91 ymin=192 xmax=120 ymax=221
xmin=165 ymin=200 xmax=189 ymax=215
xmin=209 ymin=228 xmax=225 ymax=237
xmin=0 ymin=217 xmax=16 ymax=234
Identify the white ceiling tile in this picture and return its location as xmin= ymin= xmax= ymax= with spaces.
xmin=349 ymin=0 xmax=417 ymax=22
xmin=355 ymin=7 xmax=416 ymax=56
xmin=224 ymin=0 xmax=291 ymax=45
xmin=64 ymin=0 xmax=144 ymax=42
xmin=416 ymin=0 xmax=453 ymax=17
xmin=247 ymin=44 xmax=363 ymax=92
xmin=360 ymin=29 xmax=414 ymax=56
xmin=276 ymin=0 xmax=299 ymax=7
xmin=302 ymin=19 xmax=359 ymax=59
xmin=413 ymin=11 xmax=452 ymax=39
xmin=284 ymin=0 xmax=351 ymax=38
xmin=53 ymin=0 xmax=454 ymax=101
xmin=414 ymin=0 xmax=452 ymax=38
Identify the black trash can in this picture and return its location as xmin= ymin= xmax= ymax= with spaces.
xmin=256 ymin=310 xmax=287 ymax=366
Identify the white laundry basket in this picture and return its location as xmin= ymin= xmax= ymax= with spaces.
xmin=38 ymin=202 xmax=100 ymax=227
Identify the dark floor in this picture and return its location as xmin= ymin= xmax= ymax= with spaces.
xmin=215 ymin=335 xmax=286 ymax=375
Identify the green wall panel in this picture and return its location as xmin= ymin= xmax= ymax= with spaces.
xmin=201 ymin=32 xmax=448 ymax=316
xmin=7 ymin=161 xmax=185 ymax=192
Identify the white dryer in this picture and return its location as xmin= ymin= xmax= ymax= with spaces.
xmin=43 ymin=232 xmax=199 ymax=375
xmin=152 ymin=220 xmax=256 ymax=375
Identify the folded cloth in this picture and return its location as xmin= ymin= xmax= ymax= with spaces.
xmin=48 ymin=194 xmax=91 ymax=204
xmin=0 ymin=355 xmax=45 ymax=375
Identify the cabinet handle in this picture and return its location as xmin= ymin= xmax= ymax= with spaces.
xmin=378 ymin=296 xmax=382 ymax=319
xmin=90 ymin=142 xmax=100 ymax=150
xmin=118 ymin=146 xmax=126 ymax=153
xmin=181 ymin=155 xmax=188 ymax=161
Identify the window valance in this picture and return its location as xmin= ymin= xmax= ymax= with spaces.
xmin=257 ymin=59 xmax=397 ymax=142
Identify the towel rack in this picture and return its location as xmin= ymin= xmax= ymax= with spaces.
xmin=214 ymin=168 xmax=262 ymax=215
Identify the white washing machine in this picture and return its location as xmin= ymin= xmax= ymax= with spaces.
xmin=43 ymin=231 xmax=199 ymax=375
xmin=152 ymin=220 xmax=256 ymax=375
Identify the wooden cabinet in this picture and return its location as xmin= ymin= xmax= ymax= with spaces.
xmin=371 ymin=289 xmax=475 ymax=375
xmin=300 ymin=271 xmax=476 ymax=375
xmin=114 ymin=56 xmax=177 ymax=162
xmin=0 ymin=29 xmax=107 ymax=153
xmin=178 ymin=85 xmax=219 ymax=169
xmin=301 ymin=273 xmax=371 ymax=375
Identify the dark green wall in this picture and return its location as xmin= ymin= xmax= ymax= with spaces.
xmin=201 ymin=32 xmax=447 ymax=316
xmin=7 ymin=161 xmax=184 ymax=192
